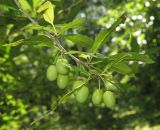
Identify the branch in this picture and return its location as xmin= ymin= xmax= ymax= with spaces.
xmin=14 ymin=0 xmax=38 ymax=25
xmin=14 ymin=0 xmax=90 ymax=70
xmin=46 ymin=32 xmax=90 ymax=68
xmin=30 ymin=77 xmax=91 ymax=126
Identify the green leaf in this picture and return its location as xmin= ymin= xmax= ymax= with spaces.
xmin=130 ymin=35 xmax=140 ymax=52
xmin=93 ymin=53 xmax=107 ymax=59
xmin=24 ymin=35 xmax=54 ymax=47
xmin=27 ymin=25 xmax=53 ymax=32
xmin=2 ymin=35 xmax=54 ymax=47
xmin=65 ymin=50 xmax=84 ymax=55
xmin=37 ymin=1 xmax=55 ymax=25
xmin=2 ymin=39 xmax=24 ymax=47
xmin=110 ymin=63 xmax=134 ymax=76
xmin=0 ymin=0 xmax=16 ymax=12
xmin=64 ymin=34 xmax=93 ymax=48
xmin=91 ymin=13 xmax=127 ymax=53
xmin=19 ymin=0 xmax=32 ymax=11
xmin=0 ymin=4 xmax=16 ymax=11
xmin=32 ymin=0 xmax=42 ymax=9
xmin=71 ymin=66 xmax=89 ymax=77
xmin=103 ymin=53 xmax=131 ymax=73
xmin=108 ymin=52 xmax=154 ymax=64
xmin=57 ymin=18 xmax=85 ymax=34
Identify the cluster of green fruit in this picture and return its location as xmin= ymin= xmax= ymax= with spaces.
xmin=46 ymin=58 xmax=116 ymax=109
xmin=46 ymin=58 xmax=70 ymax=89
xmin=92 ymin=89 xmax=116 ymax=109
xmin=72 ymin=80 xmax=116 ymax=109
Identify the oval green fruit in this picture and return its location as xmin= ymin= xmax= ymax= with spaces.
xmin=76 ymin=86 xmax=89 ymax=103
xmin=57 ymin=75 xmax=69 ymax=89
xmin=105 ymin=80 xmax=118 ymax=91
xmin=72 ymin=80 xmax=85 ymax=96
xmin=72 ymin=80 xmax=85 ymax=89
xmin=92 ymin=89 xmax=103 ymax=105
xmin=56 ymin=58 xmax=69 ymax=75
xmin=46 ymin=65 xmax=57 ymax=81
xmin=103 ymin=91 xmax=116 ymax=109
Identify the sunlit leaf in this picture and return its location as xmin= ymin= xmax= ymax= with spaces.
xmin=37 ymin=1 xmax=55 ymax=25
xmin=79 ymin=53 xmax=90 ymax=60
xmin=19 ymin=0 xmax=32 ymax=11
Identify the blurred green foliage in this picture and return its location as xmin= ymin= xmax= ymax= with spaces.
xmin=0 ymin=0 xmax=160 ymax=130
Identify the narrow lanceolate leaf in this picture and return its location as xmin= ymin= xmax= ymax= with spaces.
xmin=0 ymin=4 xmax=16 ymax=11
xmin=37 ymin=1 xmax=49 ymax=13
xmin=27 ymin=25 xmax=53 ymax=32
xmin=64 ymin=34 xmax=93 ymax=48
xmin=110 ymin=63 xmax=134 ymax=76
xmin=37 ymin=1 xmax=55 ymax=25
xmin=58 ymin=18 xmax=85 ymax=34
xmin=91 ymin=13 xmax=127 ymax=53
xmin=108 ymin=52 xmax=154 ymax=64
xmin=103 ymin=53 xmax=131 ymax=73
xmin=2 ymin=39 xmax=24 ymax=47
xmin=2 ymin=35 xmax=54 ymax=47
xmin=19 ymin=0 xmax=32 ymax=11
xmin=102 ymin=52 xmax=154 ymax=74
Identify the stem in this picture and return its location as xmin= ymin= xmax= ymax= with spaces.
xmin=52 ymin=24 xmax=57 ymax=35
xmin=30 ymin=104 xmax=57 ymax=126
xmin=14 ymin=0 xmax=90 ymax=70
xmin=14 ymin=0 xmax=38 ymax=25
xmin=98 ymin=77 xmax=101 ymax=89
xmin=48 ymin=33 xmax=90 ymax=69
xmin=30 ymin=77 xmax=91 ymax=126
xmin=99 ymin=75 xmax=106 ymax=87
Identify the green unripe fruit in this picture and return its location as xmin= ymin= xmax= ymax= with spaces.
xmin=72 ymin=80 xmax=85 ymax=96
xmin=76 ymin=86 xmax=89 ymax=103
xmin=92 ymin=89 xmax=103 ymax=105
xmin=73 ymin=80 xmax=85 ymax=90
xmin=103 ymin=91 xmax=116 ymax=109
xmin=105 ymin=81 xmax=118 ymax=91
xmin=57 ymin=75 xmax=69 ymax=89
xmin=46 ymin=65 xmax=57 ymax=81
xmin=56 ymin=58 xmax=69 ymax=75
